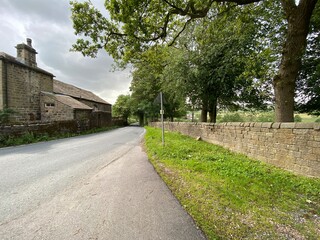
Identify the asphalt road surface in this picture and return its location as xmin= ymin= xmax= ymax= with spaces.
xmin=0 ymin=126 xmax=205 ymax=240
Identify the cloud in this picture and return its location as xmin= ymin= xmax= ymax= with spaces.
xmin=0 ymin=0 xmax=131 ymax=104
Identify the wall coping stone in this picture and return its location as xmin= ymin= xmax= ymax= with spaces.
xmin=261 ymin=122 xmax=273 ymax=128
xmin=279 ymin=122 xmax=296 ymax=129
xmin=168 ymin=122 xmax=320 ymax=130
xmin=254 ymin=122 xmax=263 ymax=128
xmin=272 ymin=122 xmax=281 ymax=129
xmin=295 ymin=122 xmax=316 ymax=129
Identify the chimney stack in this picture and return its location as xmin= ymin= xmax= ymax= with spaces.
xmin=27 ymin=38 xmax=32 ymax=47
xmin=16 ymin=38 xmax=37 ymax=67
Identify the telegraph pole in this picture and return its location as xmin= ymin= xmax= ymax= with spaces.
xmin=160 ymin=92 xmax=165 ymax=146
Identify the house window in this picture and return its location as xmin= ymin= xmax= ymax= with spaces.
xmin=45 ymin=103 xmax=55 ymax=107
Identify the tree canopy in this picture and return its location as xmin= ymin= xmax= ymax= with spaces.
xmin=112 ymin=94 xmax=132 ymax=124
xmin=297 ymin=2 xmax=320 ymax=116
xmin=70 ymin=0 xmax=319 ymax=122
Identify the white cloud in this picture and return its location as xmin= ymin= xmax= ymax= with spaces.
xmin=0 ymin=0 xmax=131 ymax=104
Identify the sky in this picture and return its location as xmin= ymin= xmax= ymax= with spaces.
xmin=0 ymin=0 xmax=132 ymax=104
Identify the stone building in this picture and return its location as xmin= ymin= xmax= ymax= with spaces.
xmin=0 ymin=39 xmax=112 ymax=125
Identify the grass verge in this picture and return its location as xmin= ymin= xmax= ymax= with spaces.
xmin=0 ymin=126 xmax=119 ymax=148
xmin=144 ymin=126 xmax=320 ymax=240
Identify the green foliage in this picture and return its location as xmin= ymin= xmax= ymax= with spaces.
xmin=294 ymin=114 xmax=302 ymax=122
xmin=112 ymin=94 xmax=132 ymax=123
xmin=0 ymin=108 xmax=15 ymax=125
xmin=255 ymin=111 xmax=275 ymax=122
xmin=70 ymin=0 xmax=319 ymax=122
xmin=297 ymin=1 xmax=320 ymax=116
xmin=145 ymin=127 xmax=320 ymax=239
xmin=216 ymin=111 xmax=275 ymax=122
xmin=129 ymin=46 xmax=187 ymax=124
xmin=315 ymin=118 xmax=320 ymax=122
xmin=220 ymin=113 xmax=244 ymax=122
xmin=0 ymin=126 xmax=118 ymax=148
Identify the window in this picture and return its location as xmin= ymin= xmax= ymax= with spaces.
xmin=45 ymin=103 xmax=55 ymax=107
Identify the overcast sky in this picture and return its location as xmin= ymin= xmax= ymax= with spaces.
xmin=0 ymin=0 xmax=132 ymax=104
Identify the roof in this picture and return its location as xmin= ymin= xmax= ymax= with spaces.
xmin=42 ymin=92 xmax=92 ymax=110
xmin=55 ymin=95 xmax=92 ymax=110
xmin=0 ymin=52 xmax=55 ymax=77
xmin=53 ymin=79 xmax=110 ymax=105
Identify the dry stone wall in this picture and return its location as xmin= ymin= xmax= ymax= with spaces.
xmin=150 ymin=122 xmax=320 ymax=178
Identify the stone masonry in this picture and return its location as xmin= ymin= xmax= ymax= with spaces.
xmin=1 ymin=39 xmax=112 ymax=126
xmin=150 ymin=122 xmax=320 ymax=178
xmin=0 ymin=39 xmax=54 ymax=122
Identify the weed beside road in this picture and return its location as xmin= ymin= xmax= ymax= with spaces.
xmin=144 ymin=127 xmax=320 ymax=240
xmin=0 ymin=126 xmax=119 ymax=148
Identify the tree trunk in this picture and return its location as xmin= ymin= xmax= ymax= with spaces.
xmin=274 ymin=0 xmax=317 ymax=122
xmin=138 ymin=113 xmax=144 ymax=126
xmin=200 ymin=101 xmax=208 ymax=122
xmin=208 ymin=99 xmax=217 ymax=123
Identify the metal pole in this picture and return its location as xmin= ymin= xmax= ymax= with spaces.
xmin=160 ymin=92 xmax=165 ymax=146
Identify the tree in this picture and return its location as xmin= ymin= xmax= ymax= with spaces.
xmin=112 ymin=94 xmax=132 ymax=124
xmin=162 ymin=5 xmax=274 ymax=122
xmin=296 ymin=1 xmax=320 ymax=115
xmin=129 ymin=46 xmax=187 ymax=123
xmin=70 ymin=0 xmax=318 ymax=122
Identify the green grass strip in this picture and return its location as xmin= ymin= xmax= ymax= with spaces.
xmin=144 ymin=126 xmax=320 ymax=240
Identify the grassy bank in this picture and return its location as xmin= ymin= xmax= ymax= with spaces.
xmin=0 ymin=126 xmax=119 ymax=148
xmin=144 ymin=127 xmax=320 ymax=240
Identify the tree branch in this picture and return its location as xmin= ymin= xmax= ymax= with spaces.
xmin=168 ymin=18 xmax=193 ymax=46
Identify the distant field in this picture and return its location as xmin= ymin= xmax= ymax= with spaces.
xmin=297 ymin=113 xmax=319 ymax=122
xmin=185 ymin=111 xmax=320 ymax=123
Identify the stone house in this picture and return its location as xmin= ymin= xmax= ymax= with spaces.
xmin=0 ymin=39 xmax=112 ymax=126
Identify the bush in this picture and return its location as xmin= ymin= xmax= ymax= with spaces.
xmin=315 ymin=118 xmax=320 ymax=123
xmin=220 ymin=113 xmax=244 ymax=122
xmin=256 ymin=112 xmax=275 ymax=122
xmin=0 ymin=108 xmax=15 ymax=125
xmin=294 ymin=115 xmax=302 ymax=122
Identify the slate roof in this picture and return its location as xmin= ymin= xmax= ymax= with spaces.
xmin=55 ymin=95 xmax=92 ymax=110
xmin=42 ymin=92 xmax=92 ymax=110
xmin=53 ymin=79 xmax=110 ymax=105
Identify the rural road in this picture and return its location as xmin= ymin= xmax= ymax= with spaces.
xmin=0 ymin=126 xmax=205 ymax=240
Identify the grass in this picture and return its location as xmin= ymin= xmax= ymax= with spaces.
xmin=0 ymin=126 xmax=119 ymax=148
xmin=297 ymin=113 xmax=319 ymax=123
xmin=144 ymin=126 xmax=320 ymax=240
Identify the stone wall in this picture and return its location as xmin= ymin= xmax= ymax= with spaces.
xmin=40 ymin=93 xmax=74 ymax=122
xmin=150 ymin=122 xmax=320 ymax=178
xmin=0 ymin=59 xmax=5 ymax=110
xmin=79 ymin=99 xmax=111 ymax=113
xmin=90 ymin=111 xmax=112 ymax=128
xmin=0 ymin=121 xmax=79 ymax=138
xmin=3 ymin=59 xmax=53 ymax=123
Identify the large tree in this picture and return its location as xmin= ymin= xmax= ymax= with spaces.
xmin=112 ymin=94 xmax=132 ymax=124
xmin=129 ymin=46 xmax=186 ymax=124
xmin=70 ymin=0 xmax=318 ymax=122
xmin=296 ymin=1 xmax=320 ymax=115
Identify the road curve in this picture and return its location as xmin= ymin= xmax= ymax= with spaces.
xmin=0 ymin=126 xmax=205 ymax=240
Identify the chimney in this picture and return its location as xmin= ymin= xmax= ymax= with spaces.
xmin=16 ymin=38 xmax=38 ymax=67
xmin=27 ymin=38 xmax=32 ymax=47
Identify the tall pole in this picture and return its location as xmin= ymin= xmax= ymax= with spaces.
xmin=160 ymin=92 xmax=165 ymax=146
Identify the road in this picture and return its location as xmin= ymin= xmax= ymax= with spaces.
xmin=0 ymin=126 xmax=205 ymax=240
